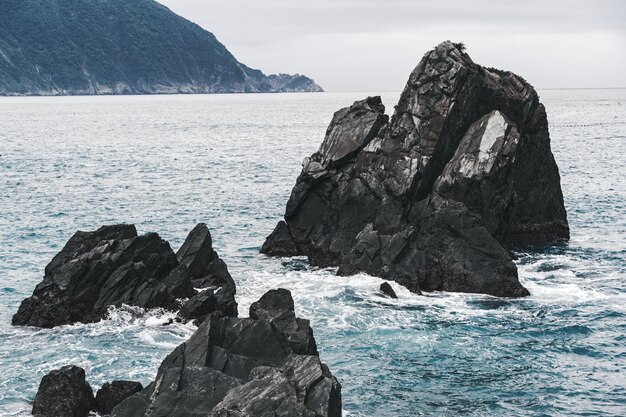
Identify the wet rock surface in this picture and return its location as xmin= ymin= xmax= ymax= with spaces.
xmin=262 ymin=41 xmax=569 ymax=297
xmin=32 ymin=365 xmax=95 ymax=417
xmin=95 ymin=381 xmax=143 ymax=415
xmin=380 ymin=282 xmax=398 ymax=299
xmin=13 ymin=223 xmax=236 ymax=328
xmin=110 ymin=289 xmax=341 ymax=417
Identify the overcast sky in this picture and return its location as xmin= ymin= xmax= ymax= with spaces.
xmin=158 ymin=0 xmax=625 ymax=92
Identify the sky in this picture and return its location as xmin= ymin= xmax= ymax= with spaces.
xmin=157 ymin=0 xmax=626 ymax=92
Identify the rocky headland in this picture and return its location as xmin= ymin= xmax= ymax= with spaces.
xmin=262 ymin=41 xmax=569 ymax=297
xmin=0 ymin=0 xmax=323 ymax=95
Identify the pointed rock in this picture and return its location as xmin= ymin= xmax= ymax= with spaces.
xmin=176 ymin=223 xmax=238 ymax=320
xmin=250 ymin=288 xmax=317 ymax=355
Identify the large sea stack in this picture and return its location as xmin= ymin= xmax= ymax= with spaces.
xmin=262 ymin=41 xmax=569 ymax=297
xmin=13 ymin=223 xmax=237 ymax=328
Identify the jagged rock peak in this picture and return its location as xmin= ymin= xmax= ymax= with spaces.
xmin=262 ymin=41 xmax=569 ymax=298
xmin=110 ymin=289 xmax=341 ymax=417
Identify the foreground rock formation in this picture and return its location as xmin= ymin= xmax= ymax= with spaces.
xmin=13 ymin=223 xmax=237 ymax=328
xmin=31 ymin=290 xmax=340 ymax=417
xmin=26 ymin=229 xmax=342 ymax=416
xmin=105 ymin=289 xmax=341 ymax=417
xmin=262 ymin=41 xmax=569 ymax=297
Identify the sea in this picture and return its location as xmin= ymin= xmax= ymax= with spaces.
xmin=0 ymin=90 xmax=624 ymax=416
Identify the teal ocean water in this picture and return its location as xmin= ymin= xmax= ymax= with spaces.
xmin=0 ymin=90 xmax=624 ymax=416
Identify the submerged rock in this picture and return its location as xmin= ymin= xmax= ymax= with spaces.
xmin=110 ymin=289 xmax=341 ymax=417
xmin=262 ymin=41 xmax=569 ymax=297
xmin=32 ymin=365 xmax=95 ymax=417
xmin=13 ymin=223 xmax=236 ymax=328
xmin=380 ymin=282 xmax=398 ymax=299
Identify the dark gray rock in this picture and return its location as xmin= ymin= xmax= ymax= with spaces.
xmin=380 ymin=282 xmax=398 ymax=299
xmin=13 ymin=223 xmax=234 ymax=328
xmin=249 ymin=288 xmax=295 ymax=320
xmin=316 ymin=96 xmax=388 ymax=168
xmin=12 ymin=225 xmax=189 ymax=328
xmin=111 ymin=289 xmax=341 ymax=417
xmin=260 ymin=221 xmax=299 ymax=257
xmin=339 ymin=195 xmax=529 ymax=297
xmin=176 ymin=223 xmax=238 ymax=321
xmin=32 ymin=365 xmax=95 ymax=417
xmin=95 ymin=381 xmax=143 ymax=415
xmin=178 ymin=289 xmax=223 ymax=326
xmin=262 ymin=41 xmax=569 ymax=298
xmin=250 ymin=289 xmax=318 ymax=355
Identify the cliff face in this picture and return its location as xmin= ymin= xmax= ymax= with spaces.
xmin=262 ymin=41 xmax=569 ymax=298
xmin=0 ymin=0 xmax=323 ymax=95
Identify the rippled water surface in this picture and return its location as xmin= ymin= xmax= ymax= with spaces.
xmin=0 ymin=90 xmax=625 ymax=416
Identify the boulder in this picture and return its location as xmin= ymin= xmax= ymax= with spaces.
xmin=13 ymin=223 xmax=236 ymax=328
xmin=338 ymin=195 xmax=529 ymax=297
xmin=262 ymin=41 xmax=569 ymax=297
xmin=379 ymin=282 xmax=398 ymax=299
xmin=95 ymin=381 xmax=143 ymax=415
xmin=32 ymin=365 xmax=95 ymax=417
xmin=111 ymin=289 xmax=341 ymax=417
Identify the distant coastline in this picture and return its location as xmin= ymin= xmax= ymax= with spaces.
xmin=0 ymin=0 xmax=323 ymax=96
